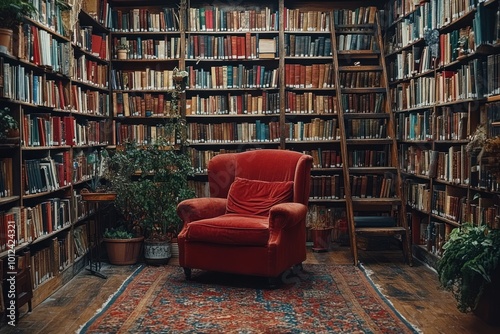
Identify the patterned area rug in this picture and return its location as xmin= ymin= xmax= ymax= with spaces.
xmin=79 ymin=264 xmax=419 ymax=333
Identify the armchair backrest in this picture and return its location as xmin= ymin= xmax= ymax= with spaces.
xmin=208 ymin=150 xmax=313 ymax=205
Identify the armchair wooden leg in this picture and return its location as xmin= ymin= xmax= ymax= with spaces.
xmin=183 ymin=267 xmax=192 ymax=280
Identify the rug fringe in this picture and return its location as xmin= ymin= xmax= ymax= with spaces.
xmin=358 ymin=263 xmax=423 ymax=334
xmin=75 ymin=264 xmax=145 ymax=334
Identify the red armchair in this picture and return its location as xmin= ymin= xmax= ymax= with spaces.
xmin=177 ymin=149 xmax=313 ymax=281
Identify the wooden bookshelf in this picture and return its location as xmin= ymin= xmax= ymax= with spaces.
xmin=385 ymin=0 xmax=500 ymax=268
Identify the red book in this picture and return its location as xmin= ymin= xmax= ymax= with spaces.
xmin=57 ymin=81 xmax=65 ymax=109
xmin=51 ymin=116 xmax=61 ymax=146
xmin=31 ymin=26 xmax=40 ymax=65
xmin=91 ymin=34 xmax=103 ymax=57
xmin=63 ymin=116 xmax=76 ymax=146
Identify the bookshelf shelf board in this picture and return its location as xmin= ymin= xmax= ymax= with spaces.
xmin=186 ymin=58 xmax=278 ymax=62
xmin=430 ymin=214 xmax=462 ymax=227
xmin=432 ymin=179 xmax=469 ymax=189
xmin=346 ymin=139 xmax=393 ymax=145
xmin=335 ymin=24 xmax=375 ymax=29
xmin=308 ymin=198 xmax=346 ymax=204
xmin=401 ymin=171 xmax=431 ymax=180
xmin=21 ymin=145 xmax=72 ymax=151
xmin=285 ymin=87 xmax=337 ymax=91
xmin=186 ymin=141 xmax=280 ymax=147
xmin=311 ymin=167 xmax=344 ymax=173
xmin=73 ymin=47 xmax=109 ymax=64
xmin=186 ymin=88 xmax=280 ymax=92
xmin=0 ymin=242 xmax=30 ymax=258
xmin=30 ymin=224 xmax=72 ymax=246
xmin=341 ymin=87 xmax=386 ymax=94
xmin=351 ymin=197 xmax=402 ymax=205
xmin=285 ymin=139 xmax=341 ymax=144
xmin=186 ymin=114 xmax=280 ymax=119
xmin=355 ymin=226 xmax=407 ymax=235
xmin=438 ymin=9 xmax=477 ymax=34
xmin=433 ymin=140 xmax=469 ymax=145
xmin=25 ymin=17 xmax=71 ymax=42
xmin=112 ymin=58 xmax=179 ymax=63
xmin=72 ymin=79 xmax=109 ymax=91
xmin=0 ymin=196 xmax=20 ymax=205
xmin=284 ymin=30 xmax=331 ymax=34
xmin=349 ymin=167 xmax=397 ymax=173
xmin=488 ymin=94 xmax=500 ymax=103
xmin=385 ymin=38 xmax=424 ymax=58
xmin=343 ymin=113 xmax=389 ymax=119
xmin=338 ymin=65 xmax=382 ymax=71
xmin=111 ymin=31 xmax=181 ymax=35
xmin=21 ymin=185 xmax=72 ymax=199
xmin=398 ymin=140 xmax=432 ymax=145
xmin=406 ymin=204 xmax=431 ymax=215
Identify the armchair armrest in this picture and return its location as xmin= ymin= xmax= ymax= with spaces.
xmin=269 ymin=203 xmax=308 ymax=230
xmin=177 ymin=198 xmax=227 ymax=224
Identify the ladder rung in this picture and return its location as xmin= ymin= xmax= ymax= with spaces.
xmin=355 ymin=226 xmax=407 ymax=235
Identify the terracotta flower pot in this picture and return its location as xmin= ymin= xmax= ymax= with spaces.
xmin=0 ymin=28 xmax=13 ymax=55
xmin=104 ymin=236 xmax=144 ymax=265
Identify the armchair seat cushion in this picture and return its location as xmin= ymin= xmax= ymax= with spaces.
xmin=184 ymin=214 xmax=270 ymax=246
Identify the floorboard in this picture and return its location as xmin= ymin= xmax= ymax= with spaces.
xmin=1 ymin=245 xmax=498 ymax=333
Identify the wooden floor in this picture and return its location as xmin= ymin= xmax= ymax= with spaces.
xmin=1 ymin=245 xmax=498 ymax=334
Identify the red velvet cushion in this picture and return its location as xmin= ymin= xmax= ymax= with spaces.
xmin=185 ymin=214 xmax=269 ymax=246
xmin=226 ymin=177 xmax=294 ymax=216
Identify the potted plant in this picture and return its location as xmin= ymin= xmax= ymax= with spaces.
xmin=116 ymin=43 xmax=128 ymax=59
xmin=80 ymin=148 xmax=117 ymax=202
xmin=437 ymin=223 xmax=500 ymax=325
xmin=307 ymin=205 xmax=334 ymax=252
xmin=0 ymin=106 xmax=19 ymax=143
xmin=102 ymin=226 xmax=144 ymax=265
xmin=108 ymin=127 xmax=195 ymax=264
xmin=0 ymin=0 xmax=38 ymax=54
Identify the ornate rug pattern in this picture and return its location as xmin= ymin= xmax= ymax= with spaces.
xmin=79 ymin=264 xmax=419 ymax=333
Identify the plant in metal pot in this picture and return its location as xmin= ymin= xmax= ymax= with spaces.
xmin=437 ymin=222 xmax=500 ymax=323
xmin=108 ymin=123 xmax=195 ymax=264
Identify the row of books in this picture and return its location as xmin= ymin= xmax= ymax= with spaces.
xmin=339 ymin=71 xmax=382 ymax=89
xmin=306 ymin=149 xmax=343 ymax=168
xmin=310 ymin=175 xmax=343 ymax=199
xmin=187 ymin=65 xmax=279 ymax=90
xmin=285 ymin=119 xmax=339 ymax=141
xmin=0 ymin=158 xmax=13 ymax=198
xmin=111 ymin=68 xmax=182 ymax=91
xmin=487 ymin=102 xmax=500 ymax=137
xmin=386 ymin=45 xmax=433 ymax=81
xmin=23 ymin=158 xmax=67 ymax=195
xmin=113 ymin=36 xmax=181 ymax=60
xmin=432 ymin=147 xmax=469 ymax=184
xmin=73 ymin=57 xmax=108 ymax=89
xmin=341 ymin=93 xmax=385 ymax=114
xmin=347 ymin=149 xmax=390 ymax=168
xmin=336 ymin=32 xmax=376 ymax=51
xmin=284 ymin=63 xmax=334 ymax=89
xmin=31 ymin=0 xmax=69 ymax=36
xmin=31 ymin=234 xmax=72 ymax=289
xmin=188 ymin=179 xmax=210 ymax=198
xmin=115 ymin=123 xmax=177 ymax=146
xmin=285 ymin=92 xmax=337 ymax=114
xmin=113 ymin=92 xmax=174 ymax=118
xmin=187 ymin=148 xmax=238 ymax=173
xmin=187 ymin=121 xmax=281 ymax=144
xmin=15 ymin=24 xmax=71 ymax=75
xmin=435 ymin=62 xmax=487 ymax=103
xmin=72 ymin=85 xmax=110 ymax=116
xmin=284 ymin=9 xmax=331 ymax=32
xmin=1 ymin=62 xmax=69 ymax=109
xmin=345 ymin=119 xmax=387 ymax=139
xmin=73 ymin=224 xmax=89 ymax=259
xmin=186 ymin=34 xmax=277 ymax=60
xmin=186 ymin=92 xmax=280 ymax=116
xmin=349 ymin=173 xmax=396 ymax=198
xmin=399 ymin=145 xmax=434 ymax=177
xmin=421 ymin=221 xmax=448 ymax=257
xmin=284 ymin=35 xmax=332 ymax=57
xmin=333 ymin=7 xmax=378 ymax=26
xmin=22 ymin=114 xmax=112 ymax=148
xmin=73 ymin=24 xmax=109 ymax=60
xmin=109 ymin=7 xmax=180 ymax=32
xmin=432 ymin=186 xmax=467 ymax=222
xmin=405 ymin=179 xmax=432 ymax=213
xmin=434 ymin=108 xmax=468 ymax=141
xmin=187 ymin=7 xmax=279 ymax=32
xmin=390 ymin=76 xmax=436 ymax=111
xmin=395 ymin=109 xmax=432 ymax=141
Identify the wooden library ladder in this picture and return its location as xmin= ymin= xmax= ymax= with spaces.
xmin=331 ymin=7 xmax=412 ymax=266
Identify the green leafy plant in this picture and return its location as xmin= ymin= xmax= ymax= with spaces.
xmin=0 ymin=106 xmax=19 ymax=140
xmin=108 ymin=133 xmax=195 ymax=241
xmin=104 ymin=226 xmax=134 ymax=239
xmin=437 ymin=223 xmax=500 ymax=312
xmin=84 ymin=148 xmax=111 ymax=192
xmin=116 ymin=43 xmax=128 ymax=50
xmin=0 ymin=0 xmax=38 ymax=29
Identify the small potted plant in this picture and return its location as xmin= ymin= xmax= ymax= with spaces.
xmin=0 ymin=106 xmax=19 ymax=143
xmin=116 ymin=43 xmax=128 ymax=59
xmin=0 ymin=0 xmax=38 ymax=54
xmin=437 ymin=222 xmax=500 ymax=325
xmin=80 ymin=148 xmax=117 ymax=202
xmin=307 ymin=205 xmax=335 ymax=252
xmin=103 ymin=226 xmax=144 ymax=265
